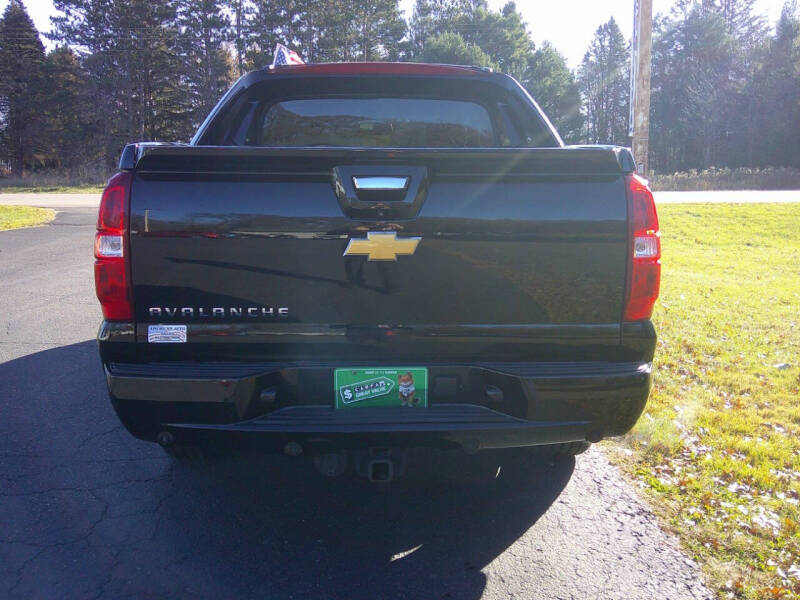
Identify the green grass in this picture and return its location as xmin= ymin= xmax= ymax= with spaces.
xmin=0 ymin=184 xmax=104 ymax=194
xmin=0 ymin=205 xmax=56 ymax=231
xmin=607 ymin=203 xmax=800 ymax=599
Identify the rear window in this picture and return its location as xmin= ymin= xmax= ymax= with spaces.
xmin=259 ymin=98 xmax=496 ymax=147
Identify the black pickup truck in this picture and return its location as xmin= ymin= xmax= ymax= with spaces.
xmin=95 ymin=63 xmax=660 ymax=475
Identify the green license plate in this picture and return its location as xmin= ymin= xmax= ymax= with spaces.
xmin=334 ymin=367 xmax=428 ymax=409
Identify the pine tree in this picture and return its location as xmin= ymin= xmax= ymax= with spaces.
xmin=408 ymin=1 xmax=531 ymax=78
xmin=247 ymin=0 xmax=325 ymax=66
xmin=457 ymin=2 xmax=532 ymax=79
xmin=311 ymin=0 xmax=357 ymax=62
xmin=350 ymin=0 xmax=407 ymax=61
xmin=42 ymin=46 xmax=94 ymax=169
xmin=577 ymin=17 xmax=630 ymax=145
xmin=649 ymin=5 xmax=735 ymax=171
xmin=0 ymin=0 xmax=47 ymax=175
xmin=408 ymin=1 xmax=580 ymax=141
xmin=249 ymin=0 xmax=406 ymax=65
xmin=523 ymin=43 xmax=583 ymax=143
xmin=230 ymin=0 xmax=252 ymax=76
xmin=408 ymin=0 xmax=475 ymax=57
xmin=418 ymin=31 xmax=495 ymax=67
xmin=710 ymin=0 xmax=768 ymax=168
xmin=714 ymin=0 xmax=768 ymax=47
xmin=646 ymin=0 xmax=783 ymax=171
xmin=175 ymin=0 xmax=233 ymax=124
xmin=750 ymin=3 xmax=800 ymax=167
xmin=51 ymin=0 xmax=189 ymax=163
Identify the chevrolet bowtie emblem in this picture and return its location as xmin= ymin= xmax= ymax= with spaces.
xmin=343 ymin=232 xmax=421 ymax=261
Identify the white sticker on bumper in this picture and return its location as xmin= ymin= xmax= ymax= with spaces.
xmin=147 ymin=324 xmax=187 ymax=343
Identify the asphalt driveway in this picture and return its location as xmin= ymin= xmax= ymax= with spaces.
xmin=0 ymin=209 xmax=712 ymax=599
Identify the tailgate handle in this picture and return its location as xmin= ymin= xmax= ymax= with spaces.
xmin=353 ymin=176 xmax=409 ymax=192
xmin=333 ymin=165 xmax=428 ymax=218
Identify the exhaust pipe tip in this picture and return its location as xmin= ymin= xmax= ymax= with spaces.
xmin=156 ymin=431 xmax=174 ymax=447
xmin=283 ymin=441 xmax=303 ymax=457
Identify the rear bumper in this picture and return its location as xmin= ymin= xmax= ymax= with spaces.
xmin=104 ymin=359 xmax=653 ymax=452
xmin=166 ymin=404 xmax=594 ymax=452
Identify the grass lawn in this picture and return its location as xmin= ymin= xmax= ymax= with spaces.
xmin=0 ymin=205 xmax=56 ymax=231
xmin=0 ymin=184 xmax=104 ymax=194
xmin=607 ymin=203 xmax=800 ymax=599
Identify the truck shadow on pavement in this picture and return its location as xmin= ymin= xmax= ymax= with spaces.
xmin=0 ymin=341 xmax=575 ymax=600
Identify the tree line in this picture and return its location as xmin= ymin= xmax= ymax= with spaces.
xmin=0 ymin=0 xmax=798 ymax=178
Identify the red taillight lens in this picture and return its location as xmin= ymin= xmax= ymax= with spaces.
xmin=95 ymin=259 xmax=130 ymax=320
xmin=95 ymin=172 xmax=133 ymax=320
xmin=623 ymin=174 xmax=661 ymax=321
xmin=97 ymin=182 xmax=125 ymax=231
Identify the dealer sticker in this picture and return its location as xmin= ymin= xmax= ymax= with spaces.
xmin=147 ymin=324 xmax=187 ymax=343
xmin=334 ymin=367 xmax=428 ymax=409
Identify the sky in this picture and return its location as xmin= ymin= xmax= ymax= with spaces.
xmin=4 ymin=0 xmax=791 ymax=68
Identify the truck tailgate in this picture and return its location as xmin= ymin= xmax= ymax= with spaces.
xmin=128 ymin=146 xmax=629 ymax=361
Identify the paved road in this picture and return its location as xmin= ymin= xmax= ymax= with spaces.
xmin=0 ymin=210 xmax=712 ymax=600
xmin=1 ymin=188 xmax=799 ymax=209
xmin=0 ymin=193 xmax=100 ymax=208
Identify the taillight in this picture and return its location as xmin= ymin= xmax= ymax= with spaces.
xmin=95 ymin=172 xmax=133 ymax=320
xmin=623 ymin=174 xmax=661 ymax=321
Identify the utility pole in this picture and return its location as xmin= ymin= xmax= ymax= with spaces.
xmin=630 ymin=0 xmax=653 ymax=175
